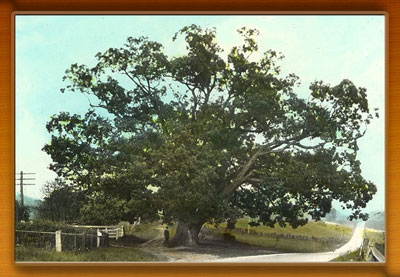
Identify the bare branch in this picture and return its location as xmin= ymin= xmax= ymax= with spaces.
xmin=260 ymin=132 xmax=309 ymax=154
xmin=123 ymin=70 xmax=149 ymax=93
xmin=89 ymin=103 xmax=108 ymax=110
xmin=294 ymin=141 xmax=326 ymax=150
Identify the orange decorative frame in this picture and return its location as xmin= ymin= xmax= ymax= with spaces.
xmin=1 ymin=1 xmax=397 ymax=276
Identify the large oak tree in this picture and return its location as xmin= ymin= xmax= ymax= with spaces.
xmin=43 ymin=25 xmax=377 ymax=246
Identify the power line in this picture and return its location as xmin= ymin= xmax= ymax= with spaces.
xmin=15 ymin=171 xmax=35 ymax=208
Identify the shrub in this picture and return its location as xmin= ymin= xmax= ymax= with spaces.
xmin=16 ymin=220 xmax=95 ymax=234
xmin=222 ymin=231 xmax=236 ymax=241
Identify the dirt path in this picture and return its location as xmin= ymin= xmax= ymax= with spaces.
xmin=110 ymin=227 xmax=279 ymax=262
xmin=111 ymin=223 xmax=358 ymax=263
xmin=138 ymin=241 xmax=278 ymax=262
xmin=127 ymin=228 xmax=278 ymax=262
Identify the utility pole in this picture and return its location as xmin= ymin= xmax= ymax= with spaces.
xmin=15 ymin=171 xmax=35 ymax=207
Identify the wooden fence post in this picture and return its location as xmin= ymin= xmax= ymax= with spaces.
xmin=97 ymin=229 xmax=101 ymax=248
xmin=55 ymin=230 xmax=62 ymax=252
xmin=83 ymin=232 xmax=86 ymax=250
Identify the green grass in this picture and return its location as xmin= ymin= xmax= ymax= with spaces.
xmin=365 ymin=229 xmax=385 ymax=255
xmin=219 ymin=217 xmax=352 ymax=238
xmin=211 ymin=228 xmax=341 ymax=253
xmin=365 ymin=230 xmax=384 ymax=245
xmin=15 ymin=246 xmax=161 ymax=262
xmin=206 ymin=218 xmax=352 ymax=253
xmin=125 ymin=222 xmax=163 ymax=241
xmin=332 ymin=250 xmax=363 ymax=262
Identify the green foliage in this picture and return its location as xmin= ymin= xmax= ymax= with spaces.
xmin=79 ymin=195 xmax=126 ymax=225
xmin=37 ymin=178 xmax=84 ymax=223
xmin=43 ymin=25 xmax=378 ymax=232
xmin=222 ymin=231 xmax=236 ymax=242
xmin=15 ymin=200 xmax=30 ymax=222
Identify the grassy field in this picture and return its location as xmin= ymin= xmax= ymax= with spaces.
xmin=330 ymin=229 xmax=385 ymax=262
xmin=15 ymin=246 xmax=161 ymax=262
xmin=365 ymin=229 xmax=385 ymax=255
xmin=216 ymin=218 xmax=353 ymax=238
xmin=206 ymin=218 xmax=353 ymax=253
xmin=125 ymin=218 xmax=353 ymax=253
xmin=124 ymin=222 xmax=163 ymax=241
xmin=122 ymin=221 xmax=177 ymax=241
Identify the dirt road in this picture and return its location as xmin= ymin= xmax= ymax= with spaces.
xmin=209 ymin=221 xmax=365 ymax=263
xmin=116 ymin=222 xmax=363 ymax=263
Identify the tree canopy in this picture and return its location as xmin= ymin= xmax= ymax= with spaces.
xmin=43 ymin=25 xmax=377 ymax=245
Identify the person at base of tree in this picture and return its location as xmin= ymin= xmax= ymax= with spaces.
xmin=164 ymin=226 xmax=170 ymax=246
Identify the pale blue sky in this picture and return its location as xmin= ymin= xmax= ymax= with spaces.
xmin=15 ymin=15 xmax=385 ymax=214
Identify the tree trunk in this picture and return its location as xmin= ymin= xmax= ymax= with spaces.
xmin=227 ymin=219 xmax=236 ymax=230
xmin=188 ymin=222 xmax=203 ymax=245
xmin=169 ymin=221 xmax=204 ymax=247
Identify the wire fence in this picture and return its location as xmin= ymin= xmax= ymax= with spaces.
xmin=209 ymin=226 xmax=344 ymax=244
xmin=15 ymin=229 xmax=109 ymax=252
xmin=15 ymin=230 xmax=56 ymax=250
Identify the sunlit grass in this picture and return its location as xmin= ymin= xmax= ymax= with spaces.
xmin=365 ymin=229 xmax=385 ymax=255
xmin=205 ymin=218 xmax=352 ymax=253
xmin=223 ymin=217 xmax=352 ymax=238
xmin=122 ymin=221 xmax=177 ymax=243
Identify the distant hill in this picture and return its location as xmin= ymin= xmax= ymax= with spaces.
xmin=323 ymin=208 xmax=385 ymax=230
xmin=323 ymin=208 xmax=349 ymax=223
xmin=15 ymin=194 xmax=42 ymax=220
xmin=365 ymin=211 xmax=385 ymax=231
xmin=15 ymin=193 xmax=41 ymax=207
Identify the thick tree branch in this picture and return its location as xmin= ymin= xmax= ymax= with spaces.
xmin=123 ymin=70 xmax=149 ymax=94
xmin=294 ymin=141 xmax=326 ymax=150
xmin=89 ymin=103 xmax=108 ymax=110
xmin=204 ymin=76 xmax=217 ymax=106
xmin=222 ymin=149 xmax=263 ymax=197
xmin=222 ymin=131 xmax=315 ymax=197
xmin=263 ymin=131 xmax=313 ymax=152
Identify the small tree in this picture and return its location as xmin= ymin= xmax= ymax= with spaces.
xmin=38 ymin=179 xmax=85 ymax=223
xmin=15 ymin=200 xmax=30 ymax=222
xmin=44 ymin=25 xmax=378 ymax=246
